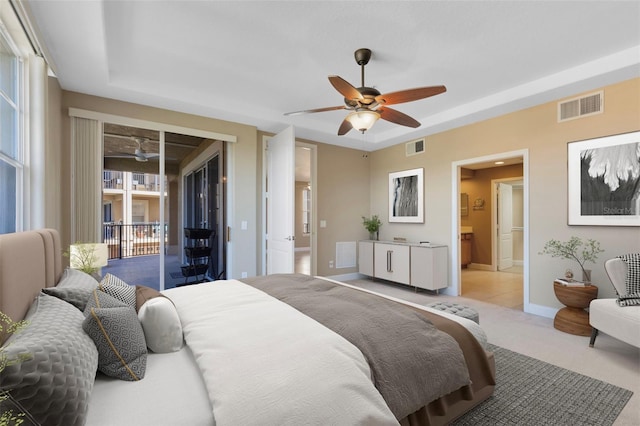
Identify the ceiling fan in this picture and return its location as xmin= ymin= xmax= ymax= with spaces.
xmin=106 ymin=137 xmax=160 ymax=162
xmin=284 ymin=48 xmax=446 ymax=135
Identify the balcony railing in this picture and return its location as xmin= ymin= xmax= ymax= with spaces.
xmin=132 ymin=173 xmax=161 ymax=192
xmin=103 ymin=171 xmax=162 ymax=192
xmin=103 ymin=170 xmax=124 ymax=189
xmin=103 ymin=223 xmax=168 ymax=259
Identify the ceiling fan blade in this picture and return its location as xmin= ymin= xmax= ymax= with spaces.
xmin=378 ymin=107 xmax=421 ymax=128
xmin=144 ymin=153 xmax=160 ymax=159
xmin=337 ymin=118 xmax=353 ymax=135
xmin=284 ymin=106 xmax=346 ymax=116
xmin=104 ymin=153 xmax=136 ymax=158
xmin=329 ymin=75 xmax=364 ymax=101
xmin=375 ymin=85 xmax=446 ymax=105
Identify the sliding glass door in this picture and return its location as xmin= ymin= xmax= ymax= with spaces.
xmin=183 ymin=141 xmax=226 ymax=281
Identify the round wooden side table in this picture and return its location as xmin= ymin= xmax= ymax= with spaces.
xmin=553 ymin=282 xmax=598 ymax=336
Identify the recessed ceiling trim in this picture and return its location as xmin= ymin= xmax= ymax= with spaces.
xmin=370 ymin=45 xmax=640 ymax=149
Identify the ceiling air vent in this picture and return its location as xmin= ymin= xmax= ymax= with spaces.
xmin=558 ymin=91 xmax=603 ymax=122
xmin=406 ymin=138 xmax=425 ymax=156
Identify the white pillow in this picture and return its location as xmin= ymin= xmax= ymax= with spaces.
xmin=138 ymin=297 xmax=183 ymax=353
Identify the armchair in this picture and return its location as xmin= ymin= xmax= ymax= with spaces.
xmin=589 ymin=257 xmax=640 ymax=348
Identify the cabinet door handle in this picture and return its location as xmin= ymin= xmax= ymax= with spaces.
xmin=387 ymin=250 xmax=393 ymax=272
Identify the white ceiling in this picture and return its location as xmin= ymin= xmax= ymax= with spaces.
xmin=25 ymin=1 xmax=640 ymax=151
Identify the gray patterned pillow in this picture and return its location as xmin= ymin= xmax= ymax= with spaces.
xmin=98 ymin=273 xmax=136 ymax=308
xmin=617 ymin=253 xmax=640 ymax=307
xmin=0 ymin=293 xmax=98 ymax=426
xmin=43 ymin=268 xmax=99 ymax=310
xmin=83 ymin=289 xmax=147 ymax=380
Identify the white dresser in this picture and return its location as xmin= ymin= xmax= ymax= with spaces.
xmin=358 ymin=240 xmax=448 ymax=291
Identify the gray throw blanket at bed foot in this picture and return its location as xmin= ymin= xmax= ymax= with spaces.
xmin=241 ymin=274 xmax=470 ymax=420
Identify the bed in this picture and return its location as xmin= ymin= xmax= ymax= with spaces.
xmin=0 ymin=229 xmax=495 ymax=426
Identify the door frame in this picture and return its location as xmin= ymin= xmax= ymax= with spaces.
xmin=181 ymin=142 xmax=226 ymax=279
xmin=261 ymin=136 xmax=317 ymax=276
xmin=69 ymin=108 xmax=236 ymax=290
xmin=450 ymin=149 xmax=530 ymax=311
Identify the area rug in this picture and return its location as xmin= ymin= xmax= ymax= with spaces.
xmin=452 ymin=344 xmax=633 ymax=425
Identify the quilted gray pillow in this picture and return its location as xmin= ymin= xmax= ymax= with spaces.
xmin=43 ymin=267 xmax=99 ymax=311
xmin=83 ymin=289 xmax=147 ymax=381
xmin=0 ymin=293 xmax=98 ymax=426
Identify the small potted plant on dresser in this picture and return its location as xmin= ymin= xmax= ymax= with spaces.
xmin=362 ymin=215 xmax=382 ymax=241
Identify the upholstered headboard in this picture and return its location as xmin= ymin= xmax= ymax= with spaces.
xmin=0 ymin=229 xmax=62 ymax=323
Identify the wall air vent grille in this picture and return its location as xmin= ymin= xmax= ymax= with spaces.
xmin=335 ymin=241 xmax=356 ymax=268
xmin=406 ymin=139 xmax=425 ymax=156
xmin=558 ymin=91 xmax=603 ymax=122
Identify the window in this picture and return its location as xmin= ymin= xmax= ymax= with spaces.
xmin=0 ymin=28 xmax=22 ymax=234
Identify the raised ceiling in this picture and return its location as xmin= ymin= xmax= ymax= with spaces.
xmin=25 ymin=1 xmax=640 ymax=151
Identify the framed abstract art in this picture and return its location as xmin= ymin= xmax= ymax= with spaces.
xmin=567 ymin=131 xmax=640 ymax=226
xmin=389 ymin=168 xmax=424 ymax=223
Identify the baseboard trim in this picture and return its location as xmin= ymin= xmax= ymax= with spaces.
xmin=468 ymin=263 xmax=493 ymax=271
xmin=525 ymin=303 xmax=558 ymax=319
xmin=325 ymin=272 xmax=366 ymax=282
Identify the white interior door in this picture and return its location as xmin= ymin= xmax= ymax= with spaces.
xmin=498 ymin=182 xmax=514 ymax=270
xmin=266 ymin=126 xmax=295 ymax=274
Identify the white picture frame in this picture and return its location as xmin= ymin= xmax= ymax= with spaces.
xmin=389 ymin=168 xmax=424 ymax=223
xmin=567 ymin=131 xmax=640 ymax=226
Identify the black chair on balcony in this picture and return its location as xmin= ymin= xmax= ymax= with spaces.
xmin=180 ymin=228 xmax=213 ymax=286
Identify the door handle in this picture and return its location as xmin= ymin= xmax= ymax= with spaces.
xmin=286 ymin=236 xmax=295 ymax=241
xmin=387 ymin=250 xmax=393 ymax=272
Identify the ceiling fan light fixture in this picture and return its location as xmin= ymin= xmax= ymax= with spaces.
xmin=346 ymin=109 xmax=380 ymax=133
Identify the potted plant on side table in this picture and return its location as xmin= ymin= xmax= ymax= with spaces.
xmin=362 ymin=215 xmax=382 ymax=241
xmin=540 ymin=237 xmax=604 ymax=336
xmin=539 ymin=236 xmax=604 ymax=283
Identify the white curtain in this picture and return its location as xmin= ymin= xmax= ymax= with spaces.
xmin=72 ymin=117 xmax=102 ymax=243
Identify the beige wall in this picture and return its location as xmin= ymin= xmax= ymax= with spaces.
xmin=460 ymin=164 xmax=523 ymax=265
xmin=315 ymin=142 xmax=371 ymax=276
xmin=55 ymin=90 xmax=258 ymax=278
xmin=370 ymin=77 xmax=640 ymax=309
xmin=45 ymin=77 xmax=64 ymax=235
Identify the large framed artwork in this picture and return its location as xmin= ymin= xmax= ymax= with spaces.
xmin=389 ymin=168 xmax=424 ymax=223
xmin=568 ymin=131 xmax=640 ymax=226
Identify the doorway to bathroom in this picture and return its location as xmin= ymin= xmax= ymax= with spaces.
xmin=453 ymin=150 xmax=529 ymax=311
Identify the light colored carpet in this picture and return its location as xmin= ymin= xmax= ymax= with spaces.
xmin=344 ymin=278 xmax=640 ymax=426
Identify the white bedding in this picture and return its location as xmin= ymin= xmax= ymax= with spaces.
xmin=165 ymin=279 xmax=398 ymax=426
xmin=86 ymin=277 xmax=487 ymax=426
xmin=86 ymin=346 xmax=213 ymax=425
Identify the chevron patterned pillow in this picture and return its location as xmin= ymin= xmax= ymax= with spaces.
xmin=98 ymin=273 xmax=137 ymax=308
